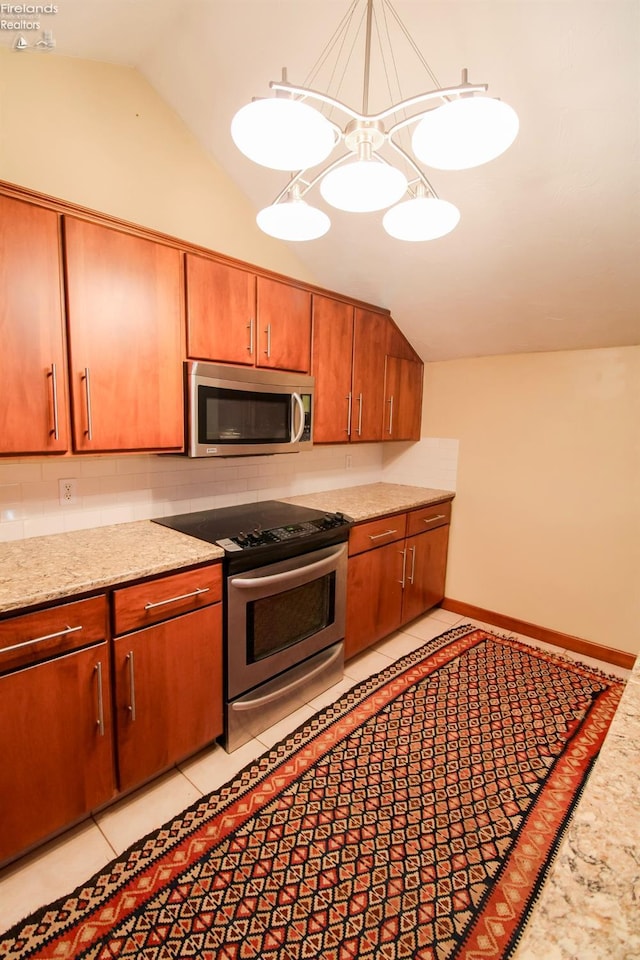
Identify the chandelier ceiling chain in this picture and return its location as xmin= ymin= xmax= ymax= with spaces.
xmin=231 ymin=0 xmax=519 ymax=242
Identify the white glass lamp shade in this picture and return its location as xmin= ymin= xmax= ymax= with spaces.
xmin=256 ymin=199 xmax=330 ymax=241
xmin=320 ymin=159 xmax=408 ymax=212
xmin=231 ymin=98 xmax=336 ymax=172
xmin=382 ymin=196 xmax=460 ymax=241
xmin=412 ymin=96 xmax=519 ymax=170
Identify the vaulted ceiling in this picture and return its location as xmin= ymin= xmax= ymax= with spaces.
xmin=3 ymin=1 xmax=639 ymax=361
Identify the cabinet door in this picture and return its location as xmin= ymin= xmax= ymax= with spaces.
xmin=64 ymin=217 xmax=184 ymax=452
xmin=311 ymin=295 xmax=354 ymax=443
xmin=345 ymin=540 xmax=404 ymax=659
xmin=186 ymin=254 xmax=256 ymax=364
xmin=114 ymin=604 xmax=223 ymax=791
xmin=0 ymin=643 xmax=115 ymax=863
xmin=351 ymin=308 xmax=387 ymax=442
xmin=401 ymin=525 xmax=450 ymax=624
xmin=256 ymin=277 xmax=311 ymax=372
xmin=383 ymin=356 xmax=423 ymax=441
xmin=0 ymin=195 xmax=69 ymax=455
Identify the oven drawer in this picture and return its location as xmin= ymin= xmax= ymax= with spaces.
xmin=113 ymin=563 xmax=222 ymax=635
xmin=348 ymin=513 xmax=407 ymax=556
xmin=0 ymin=595 xmax=107 ymax=674
xmin=406 ymin=501 xmax=451 ymax=536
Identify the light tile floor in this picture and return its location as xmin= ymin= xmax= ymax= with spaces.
xmin=0 ymin=610 xmax=630 ymax=935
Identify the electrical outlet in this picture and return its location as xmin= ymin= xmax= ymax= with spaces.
xmin=345 ymin=454 xmax=352 ymax=469
xmin=59 ymin=478 xmax=77 ymax=506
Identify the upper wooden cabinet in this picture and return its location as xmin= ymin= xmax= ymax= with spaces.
xmin=311 ymin=295 xmax=354 ymax=442
xmin=312 ymin=296 xmax=412 ymax=443
xmin=186 ymin=254 xmax=256 ymax=365
xmin=64 ymin=217 xmax=184 ymax=453
xmin=186 ymin=254 xmax=311 ymax=373
xmin=256 ymin=276 xmax=311 ymax=372
xmin=352 ymin=308 xmax=388 ymax=442
xmin=0 ymin=195 xmax=70 ymax=455
xmin=383 ymin=355 xmax=424 ymax=441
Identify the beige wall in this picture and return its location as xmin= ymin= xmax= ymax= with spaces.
xmin=0 ymin=48 xmax=315 ymax=281
xmin=421 ymin=347 xmax=640 ymax=656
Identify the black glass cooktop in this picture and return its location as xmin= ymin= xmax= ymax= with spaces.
xmin=153 ymin=500 xmax=351 ymax=572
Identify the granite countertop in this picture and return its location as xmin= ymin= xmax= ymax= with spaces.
xmin=0 ymin=484 xmax=452 ymax=615
xmin=0 ymin=521 xmax=223 ymax=615
xmin=282 ymin=482 xmax=455 ymax=522
xmin=513 ymin=656 xmax=640 ymax=959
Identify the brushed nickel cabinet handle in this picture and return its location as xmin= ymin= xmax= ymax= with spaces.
xmin=387 ymin=395 xmax=394 ymax=435
xmin=368 ymin=528 xmax=398 ymax=541
xmin=49 ymin=362 xmax=60 ymax=440
xmin=127 ymin=651 xmax=136 ymax=721
xmin=398 ymin=548 xmax=407 ymax=588
xmin=247 ymin=319 xmax=254 ymax=354
xmin=95 ymin=660 xmax=105 ymax=736
xmin=264 ymin=323 xmax=272 ymax=357
xmin=423 ymin=514 xmax=447 ymax=524
xmin=409 ymin=545 xmax=416 ymax=585
xmin=356 ymin=392 xmax=363 ymax=435
xmin=82 ymin=367 xmax=93 ymax=440
xmin=346 ymin=392 xmax=352 ymax=435
xmin=1 ymin=624 xmax=82 ymax=656
xmin=143 ymin=587 xmax=209 ymax=610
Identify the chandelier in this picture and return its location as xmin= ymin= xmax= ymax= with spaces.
xmin=231 ymin=0 xmax=519 ymax=242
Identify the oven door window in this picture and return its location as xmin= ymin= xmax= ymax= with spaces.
xmin=198 ymin=385 xmax=291 ymax=444
xmin=247 ymin=573 xmax=336 ymax=663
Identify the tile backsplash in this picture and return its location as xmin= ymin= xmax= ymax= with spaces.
xmin=0 ymin=439 xmax=458 ymax=542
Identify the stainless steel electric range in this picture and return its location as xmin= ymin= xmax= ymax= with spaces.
xmin=153 ymin=501 xmax=352 ymax=751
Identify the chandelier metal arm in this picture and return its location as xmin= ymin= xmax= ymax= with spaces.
xmin=269 ymin=78 xmax=488 ymax=126
xmin=386 ymin=139 xmax=439 ymax=198
xmin=271 ymin=152 xmax=357 ymax=205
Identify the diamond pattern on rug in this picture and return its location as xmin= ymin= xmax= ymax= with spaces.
xmin=1 ymin=628 xmax=624 ymax=960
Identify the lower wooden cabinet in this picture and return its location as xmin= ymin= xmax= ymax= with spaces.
xmin=345 ymin=501 xmax=452 ymax=660
xmin=0 ymin=642 xmax=116 ymax=863
xmin=0 ymin=562 xmax=224 ymax=865
xmin=113 ymin=604 xmax=223 ymax=791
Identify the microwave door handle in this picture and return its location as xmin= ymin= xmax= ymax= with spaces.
xmin=291 ymin=392 xmax=305 ymax=443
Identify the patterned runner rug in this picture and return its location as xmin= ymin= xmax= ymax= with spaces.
xmin=1 ymin=626 xmax=624 ymax=960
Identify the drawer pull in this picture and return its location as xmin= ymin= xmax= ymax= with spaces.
xmin=95 ymin=661 xmax=105 ymax=736
xmin=143 ymin=587 xmax=209 ymax=610
xmin=368 ymin=529 xmax=398 ymax=541
xmin=422 ymin=514 xmax=447 ymax=524
xmin=127 ymin=651 xmax=137 ymax=721
xmin=1 ymin=624 xmax=82 ymax=656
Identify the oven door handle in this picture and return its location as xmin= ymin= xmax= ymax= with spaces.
xmin=231 ymin=643 xmax=343 ymax=710
xmin=230 ymin=546 xmax=343 ymax=590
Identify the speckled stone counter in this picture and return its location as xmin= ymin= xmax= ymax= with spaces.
xmin=282 ymin=482 xmax=455 ymax=522
xmin=0 ymin=521 xmax=223 ymax=615
xmin=513 ymin=657 xmax=640 ymax=960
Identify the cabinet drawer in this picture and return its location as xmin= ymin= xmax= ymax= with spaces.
xmin=349 ymin=513 xmax=407 ymax=556
xmin=0 ymin=595 xmax=107 ymax=674
xmin=113 ymin=563 xmax=222 ymax=635
xmin=406 ymin=501 xmax=452 ymax=537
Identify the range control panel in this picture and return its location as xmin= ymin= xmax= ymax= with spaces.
xmin=216 ymin=513 xmax=348 ymax=552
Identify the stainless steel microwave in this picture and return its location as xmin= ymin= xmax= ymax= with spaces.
xmin=186 ymin=361 xmax=314 ymax=457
